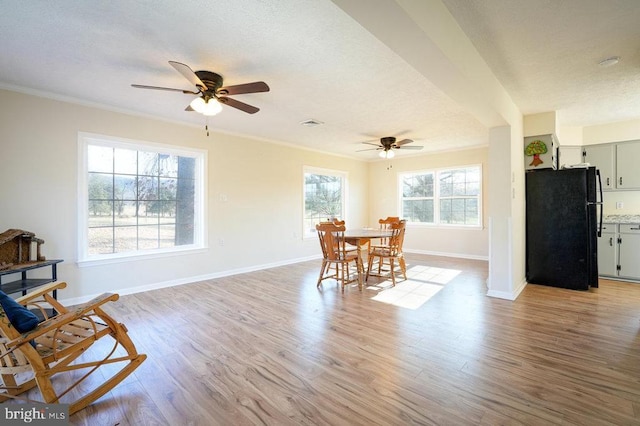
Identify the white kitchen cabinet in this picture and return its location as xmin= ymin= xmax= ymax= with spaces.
xmin=618 ymin=224 xmax=640 ymax=279
xmin=616 ymin=141 xmax=640 ymax=189
xmin=597 ymin=224 xmax=617 ymax=277
xmin=583 ymin=144 xmax=615 ymax=190
xmin=559 ymin=146 xmax=583 ymax=167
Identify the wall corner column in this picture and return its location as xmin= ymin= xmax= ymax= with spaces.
xmin=486 ymin=125 xmax=526 ymax=300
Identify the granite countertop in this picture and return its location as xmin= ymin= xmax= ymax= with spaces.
xmin=603 ymin=214 xmax=640 ymax=224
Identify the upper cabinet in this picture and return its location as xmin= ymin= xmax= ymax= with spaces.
xmin=616 ymin=141 xmax=640 ymax=189
xmin=558 ymin=146 xmax=583 ymax=167
xmin=583 ymin=140 xmax=640 ymax=190
xmin=583 ymin=144 xmax=615 ymax=189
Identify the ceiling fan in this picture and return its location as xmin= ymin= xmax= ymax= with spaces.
xmin=132 ymin=61 xmax=270 ymax=115
xmin=358 ymin=136 xmax=423 ymax=159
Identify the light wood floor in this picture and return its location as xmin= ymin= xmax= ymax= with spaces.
xmin=6 ymin=253 xmax=640 ymax=425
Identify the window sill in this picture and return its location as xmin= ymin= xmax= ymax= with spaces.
xmin=77 ymin=245 xmax=208 ymax=268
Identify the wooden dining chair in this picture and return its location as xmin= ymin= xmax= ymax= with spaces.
xmin=0 ymin=281 xmax=146 ymax=415
xmin=316 ymin=222 xmax=359 ymax=292
xmin=368 ymin=216 xmax=401 ymax=272
xmin=366 ymin=220 xmax=407 ymax=286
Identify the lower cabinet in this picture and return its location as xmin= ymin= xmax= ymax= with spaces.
xmin=618 ymin=224 xmax=640 ymax=279
xmin=598 ymin=223 xmax=640 ymax=281
xmin=597 ymin=224 xmax=617 ymax=276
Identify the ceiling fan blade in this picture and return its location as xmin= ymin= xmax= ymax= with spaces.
xmin=131 ymin=84 xmax=199 ymax=95
xmin=395 ymin=139 xmax=414 ymax=146
xmin=397 ymin=145 xmax=423 ymax=150
xmin=356 ymin=148 xmax=382 ymax=152
xmin=219 ymin=81 xmax=270 ymax=96
xmin=169 ymin=61 xmax=208 ymax=91
xmin=362 ymin=142 xmax=382 ymax=147
xmin=218 ymin=97 xmax=259 ymax=114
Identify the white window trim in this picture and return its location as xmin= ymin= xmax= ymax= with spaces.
xmin=398 ymin=164 xmax=483 ymax=229
xmin=77 ymin=132 xmax=208 ymax=266
xmin=302 ymin=165 xmax=349 ymax=239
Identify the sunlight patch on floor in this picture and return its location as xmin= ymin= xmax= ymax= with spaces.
xmin=369 ymin=265 xmax=461 ymax=310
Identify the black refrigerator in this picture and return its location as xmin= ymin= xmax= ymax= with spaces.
xmin=525 ymin=167 xmax=602 ymax=290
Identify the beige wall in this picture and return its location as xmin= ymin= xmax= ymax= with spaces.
xmin=0 ymin=89 xmax=371 ymax=301
xmin=582 ymin=118 xmax=640 ymax=145
xmin=367 ymin=146 xmax=489 ymax=260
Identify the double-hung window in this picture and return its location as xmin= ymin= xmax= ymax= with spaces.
xmin=78 ymin=134 xmax=206 ymax=263
xmin=401 ymin=171 xmax=435 ymax=223
xmin=400 ymin=165 xmax=481 ymax=226
xmin=303 ymin=166 xmax=347 ymax=237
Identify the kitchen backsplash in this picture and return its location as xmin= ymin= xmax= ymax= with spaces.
xmin=602 ymin=190 xmax=640 ymax=215
xmin=603 ymin=214 xmax=640 ymax=223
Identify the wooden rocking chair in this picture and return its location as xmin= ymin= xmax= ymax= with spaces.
xmin=0 ymin=281 xmax=146 ymax=415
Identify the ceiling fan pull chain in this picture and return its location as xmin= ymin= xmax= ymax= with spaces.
xmin=206 ymin=117 xmax=209 ymax=137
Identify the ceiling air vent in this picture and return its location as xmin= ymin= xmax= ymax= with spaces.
xmin=299 ymin=119 xmax=324 ymax=127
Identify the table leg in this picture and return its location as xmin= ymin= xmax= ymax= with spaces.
xmin=345 ymin=236 xmax=370 ymax=291
xmin=356 ymin=243 xmax=364 ymax=290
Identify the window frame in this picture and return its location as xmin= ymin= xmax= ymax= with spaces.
xmin=302 ymin=166 xmax=348 ymax=239
xmin=399 ymin=164 xmax=482 ymax=229
xmin=77 ymin=133 xmax=207 ymax=266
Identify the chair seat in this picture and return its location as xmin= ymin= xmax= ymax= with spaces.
xmin=370 ymin=247 xmax=400 ymax=255
xmin=334 ymin=251 xmax=358 ymax=261
xmin=36 ymin=318 xmax=111 ymax=362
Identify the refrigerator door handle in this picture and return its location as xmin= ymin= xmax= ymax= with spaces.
xmin=597 ymin=169 xmax=603 ymax=237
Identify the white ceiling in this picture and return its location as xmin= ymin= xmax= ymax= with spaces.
xmin=1 ymin=0 xmax=639 ymax=159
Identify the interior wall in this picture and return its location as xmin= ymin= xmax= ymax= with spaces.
xmin=582 ymin=118 xmax=640 ymax=145
xmin=523 ymin=112 xmax=556 ymax=137
xmin=557 ymin=126 xmax=583 ymax=147
xmin=0 ymin=89 xmax=369 ymax=301
xmin=367 ymin=146 xmax=489 ymax=259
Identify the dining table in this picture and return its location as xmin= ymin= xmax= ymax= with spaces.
xmin=344 ymin=228 xmax=393 ymax=290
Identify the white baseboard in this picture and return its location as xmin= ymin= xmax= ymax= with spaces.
xmin=59 ymin=254 xmax=321 ymax=306
xmin=403 ymin=248 xmax=488 ymax=261
xmin=486 ymin=278 xmax=527 ymax=300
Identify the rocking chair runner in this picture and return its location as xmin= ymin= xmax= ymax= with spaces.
xmin=0 ymin=281 xmax=146 ymax=415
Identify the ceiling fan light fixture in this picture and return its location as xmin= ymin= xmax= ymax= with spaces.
xmin=190 ymin=97 xmax=222 ymax=116
xmin=379 ymin=149 xmax=395 ymax=159
xmin=190 ymin=97 xmax=205 ymax=112
xmin=202 ymin=100 xmax=222 ymax=116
